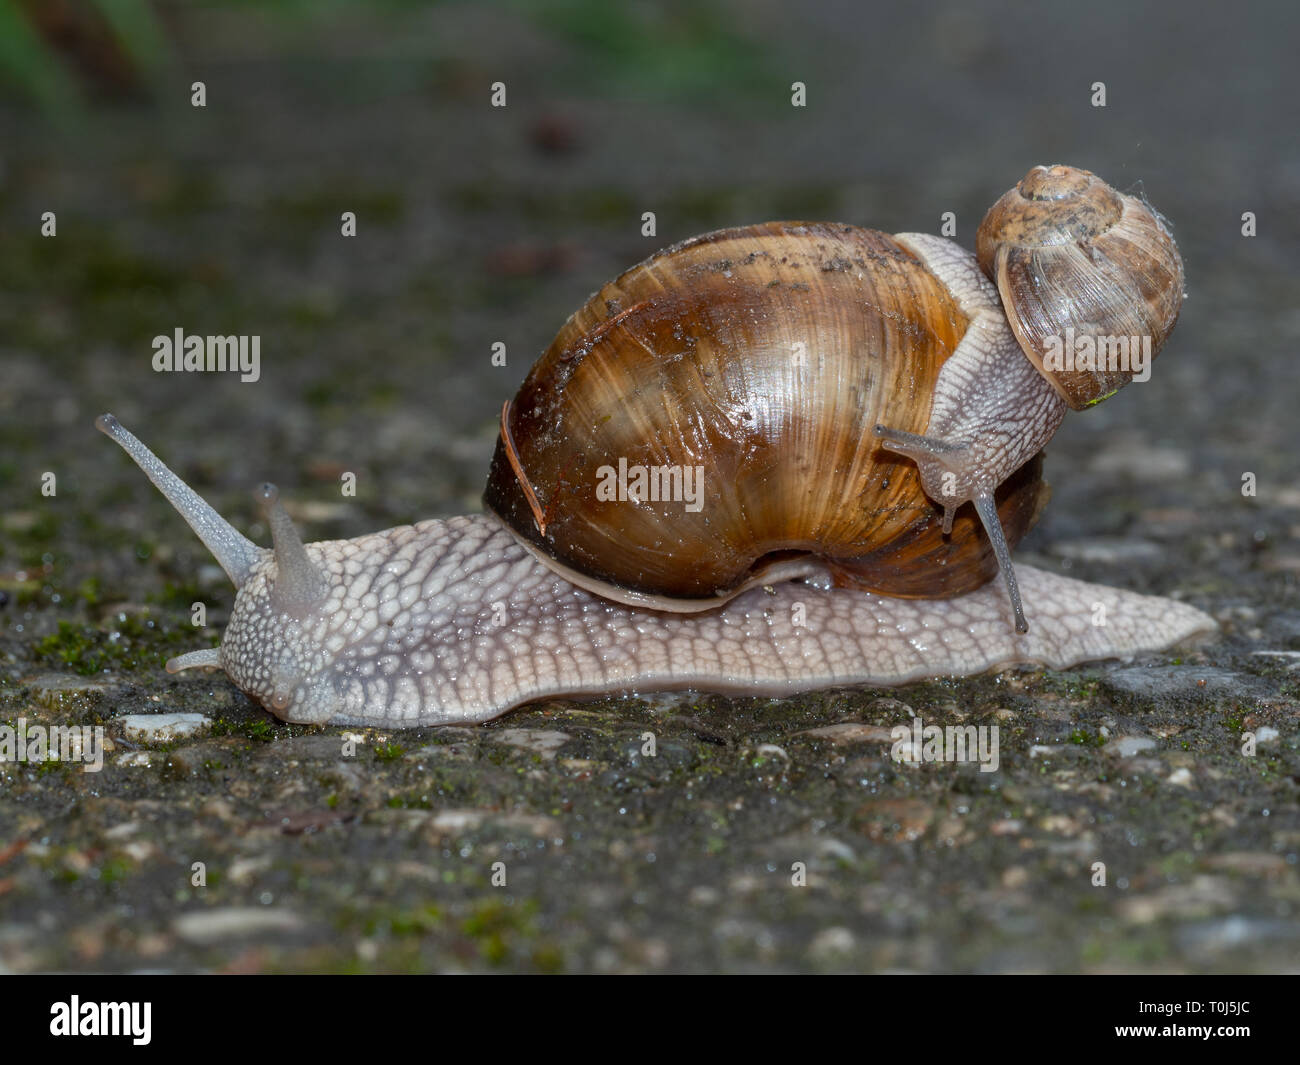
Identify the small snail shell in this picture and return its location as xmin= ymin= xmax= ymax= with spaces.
xmin=94 ymin=164 xmax=1211 ymax=727
xmin=976 ymin=164 xmax=1185 ymax=409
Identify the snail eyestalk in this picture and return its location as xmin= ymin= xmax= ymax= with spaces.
xmin=872 ymin=425 xmax=962 ymax=529
xmin=255 ymin=482 xmax=325 ymax=616
xmin=871 ymin=425 xmax=963 ymax=456
xmin=95 ymin=413 xmax=260 ymax=589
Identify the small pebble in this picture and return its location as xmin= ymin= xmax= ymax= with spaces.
xmin=807 ymin=926 xmax=855 ymax=962
xmin=1204 ymin=852 xmax=1286 ymax=875
xmin=490 ymin=729 xmax=572 ymax=759
xmin=172 ymin=908 xmax=305 ymax=944
xmin=1176 ymin=916 xmax=1291 ymax=956
xmin=1103 ymin=666 xmax=1271 ymax=703
xmin=115 ymin=713 xmax=212 ymax=745
xmin=1103 ymin=735 xmax=1157 ymax=757
xmin=754 ymin=743 xmax=790 ymax=761
xmin=1088 ymin=444 xmax=1190 ymax=481
xmin=427 ymin=808 xmax=561 ymax=839
xmin=121 ymin=841 xmax=155 ymax=863
xmin=1051 ymin=537 xmax=1163 ymax=564
xmin=798 ymin=723 xmax=896 ymax=745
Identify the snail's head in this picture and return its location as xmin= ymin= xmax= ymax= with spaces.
xmin=95 ymin=414 xmax=341 ymax=724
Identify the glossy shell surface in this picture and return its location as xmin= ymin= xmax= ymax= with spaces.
xmin=484 ymin=222 xmax=1046 ymax=607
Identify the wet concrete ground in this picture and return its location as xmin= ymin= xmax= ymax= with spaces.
xmin=0 ymin=1 xmax=1297 ymax=972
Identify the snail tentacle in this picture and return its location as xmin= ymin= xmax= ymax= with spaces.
xmin=94 ymin=413 xmax=261 ymax=588
xmin=165 ymin=648 xmax=221 ymax=674
xmin=873 ymin=423 xmax=1026 ymax=631
xmin=256 ymin=481 xmax=326 ymax=617
xmin=974 ymin=492 xmax=1028 ymax=634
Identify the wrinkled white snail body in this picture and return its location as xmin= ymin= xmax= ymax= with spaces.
xmin=97 ymin=164 xmax=1213 ymax=727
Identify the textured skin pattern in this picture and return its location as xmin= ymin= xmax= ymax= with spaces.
xmin=216 ymin=513 xmax=1216 ymax=728
xmin=894 ymin=233 xmax=1067 ymax=502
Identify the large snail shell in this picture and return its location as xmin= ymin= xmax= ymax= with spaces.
xmin=976 ymin=164 xmax=1184 ymax=410
xmin=483 ymin=222 xmax=1047 ymax=611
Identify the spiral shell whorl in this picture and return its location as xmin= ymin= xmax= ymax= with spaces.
xmin=976 ymin=164 xmax=1185 ymax=410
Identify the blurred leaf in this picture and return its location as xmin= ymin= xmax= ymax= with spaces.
xmin=93 ymin=0 xmax=174 ymax=79
xmin=0 ymin=0 xmax=83 ymax=116
xmin=0 ymin=0 xmax=176 ymax=118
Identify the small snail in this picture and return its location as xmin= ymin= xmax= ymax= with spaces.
xmin=97 ymin=164 xmax=1212 ymax=727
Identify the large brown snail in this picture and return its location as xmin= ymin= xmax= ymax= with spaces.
xmin=97 ymin=163 xmax=1211 ymax=726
